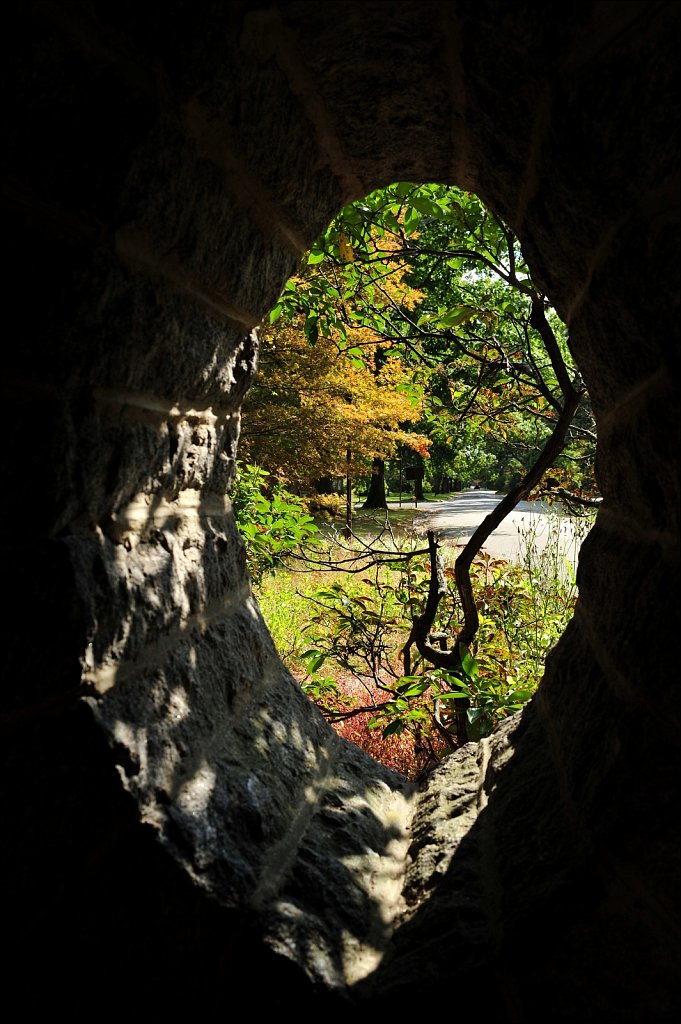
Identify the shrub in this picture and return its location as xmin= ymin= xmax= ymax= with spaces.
xmin=300 ymin=492 xmax=345 ymax=521
xmin=255 ymin=506 xmax=590 ymax=779
xmin=231 ymin=462 xmax=319 ymax=584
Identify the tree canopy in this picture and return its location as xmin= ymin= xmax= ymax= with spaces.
xmin=238 ymin=314 xmax=430 ymax=493
xmin=256 ymin=181 xmax=598 ymax=510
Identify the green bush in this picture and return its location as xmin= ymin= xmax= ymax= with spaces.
xmin=253 ymin=502 xmax=591 ymax=777
xmin=231 ymin=462 xmax=319 ymax=584
xmin=300 ymin=492 xmax=345 ymax=521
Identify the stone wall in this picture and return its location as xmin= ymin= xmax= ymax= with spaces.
xmin=2 ymin=2 xmax=678 ymax=1018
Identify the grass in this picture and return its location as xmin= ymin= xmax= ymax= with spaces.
xmin=253 ymin=499 xmax=594 ymax=779
xmin=254 ymin=536 xmax=443 ymax=779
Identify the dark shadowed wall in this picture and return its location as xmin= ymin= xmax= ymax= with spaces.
xmin=2 ymin=2 xmax=678 ymax=1019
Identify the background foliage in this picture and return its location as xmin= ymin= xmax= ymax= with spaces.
xmin=233 ymin=181 xmax=599 ymax=776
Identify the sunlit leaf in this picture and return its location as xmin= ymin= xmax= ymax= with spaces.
xmin=338 ymin=233 xmax=355 ymax=263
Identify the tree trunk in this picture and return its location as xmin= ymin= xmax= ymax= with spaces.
xmin=344 ymin=449 xmax=352 ymax=538
xmin=362 ymin=458 xmax=387 ymax=509
xmin=414 ymin=456 xmax=425 ymax=502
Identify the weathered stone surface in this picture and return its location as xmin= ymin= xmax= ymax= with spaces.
xmin=2 ymin=2 xmax=678 ymax=1019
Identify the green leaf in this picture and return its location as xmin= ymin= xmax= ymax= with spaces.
xmin=508 ymin=688 xmax=533 ymax=703
xmin=345 ymin=345 xmax=366 ymax=369
xmin=403 ymin=207 xmax=421 ymax=234
xmin=438 ymin=305 xmax=479 ymax=328
xmin=410 ymin=196 xmax=444 ymax=217
xmin=397 ymin=679 xmax=431 ymax=697
xmin=460 ymin=646 xmax=480 ymax=679
xmin=304 ymin=316 xmax=319 ymax=344
xmin=405 ymin=709 xmax=429 ymax=721
xmin=305 ymin=651 xmax=327 ymax=673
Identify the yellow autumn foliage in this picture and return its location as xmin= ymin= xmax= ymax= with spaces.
xmin=239 ymin=320 xmax=430 ymax=490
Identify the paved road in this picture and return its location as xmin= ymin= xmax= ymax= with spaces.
xmin=393 ymin=488 xmax=587 ymax=570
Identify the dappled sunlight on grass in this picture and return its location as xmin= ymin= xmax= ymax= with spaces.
xmin=253 ymin=502 xmax=592 ymax=781
xmin=255 ymin=547 xmax=450 ymax=780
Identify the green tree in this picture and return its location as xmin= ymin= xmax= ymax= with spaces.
xmin=255 ymin=182 xmax=599 ymax=754
xmin=240 ymin=275 xmax=430 ymax=499
xmin=273 ymin=182 xmax=598 ymax=510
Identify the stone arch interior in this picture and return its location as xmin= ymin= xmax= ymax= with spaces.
xmin=2 ymin=2 xmax=677 ymax=1017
